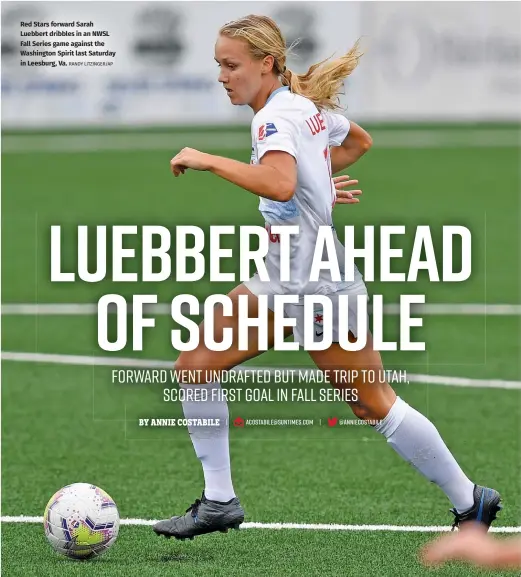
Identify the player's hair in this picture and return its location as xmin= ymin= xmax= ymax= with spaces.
xmin=219 ymin=14 xmax=362 ymax=111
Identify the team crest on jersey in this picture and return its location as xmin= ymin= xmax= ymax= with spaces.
xmin=258 ymin=122 xmax=278 ymax=141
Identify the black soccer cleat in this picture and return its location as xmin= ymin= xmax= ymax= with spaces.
xmin=450 ymin=484 xmax=502 ymax=531
xmin=153 ymin=492 xmax=244 ymax=541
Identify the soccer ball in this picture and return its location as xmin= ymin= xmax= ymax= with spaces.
xmin=43 ymin=483 xmax=120 ymax=559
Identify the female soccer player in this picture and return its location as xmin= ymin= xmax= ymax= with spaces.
xmin=153 ymin=15 xmax=501 ymax=540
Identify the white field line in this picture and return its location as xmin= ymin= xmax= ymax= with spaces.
xmin=2 ymin=351 xmax=520 ymax=390
xmin=1 ymin=515 xmax=520 ymax=533
xmin=2 ymin=128 xmax=520 ymax=153
xmin=2 ymin=302 xmax=521 ymax=316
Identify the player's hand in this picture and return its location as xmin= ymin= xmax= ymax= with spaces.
xmin=170 ymin=148 xmax=213 ymax=176
xmin=333 ymin=174 xmax=362 ymax=204
xmin=420 ymin=524 xmax=496 ymax=568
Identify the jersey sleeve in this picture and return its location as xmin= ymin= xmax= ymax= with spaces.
xmin=323 ymin=111 xmax=350 ymax=147
xmin=253 ymin=113 xmax=301 ymax=161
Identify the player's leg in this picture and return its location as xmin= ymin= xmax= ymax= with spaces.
xmin=175 ymin=283 xmax=283 ymax=379
xmin=306 ymin=297 xmax=501 ymax=529
xmin=154 ymin=282 xmax=290 ymax=540
xmin=175 ymin=282 xmax=281 ymax=501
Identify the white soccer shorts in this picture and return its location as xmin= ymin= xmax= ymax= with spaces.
xmin=244 ymin=274 xmax=369 ymax=346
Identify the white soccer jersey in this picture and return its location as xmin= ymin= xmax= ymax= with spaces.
xmin=249 ymin=86 xmax=363 ymax=298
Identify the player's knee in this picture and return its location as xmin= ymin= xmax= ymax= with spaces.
xmin=348 ymin=398 xmax=392 ymax=421
xmin=175 ymin=352 xmax=213 ymax=384
xmin=346 ymin=380 xmax=396 ymax=421
xmin=348 ymin=400 xmax=373 ymax=420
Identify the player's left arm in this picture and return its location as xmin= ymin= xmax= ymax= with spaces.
xmin=212 ymin=150 xmax=297 ymax=202
xmin=169 ymin=147 xmax=296 ymax=202
xmin=329 ymin=121 xmax=373 ymax=174
xmin=213 ymin=113 xmax=302 ymax=202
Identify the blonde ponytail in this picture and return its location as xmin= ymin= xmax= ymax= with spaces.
xmin=280 ymin=42 xmax=362 ymax=110
xmin=220 ymin=15 xmax=362 ymax=111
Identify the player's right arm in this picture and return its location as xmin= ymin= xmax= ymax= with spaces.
xmin=323 ymin=111 xmax=372 ymax=174
xmin=329 ymin=121 xmax=372 ymax=174
xmin=333 ymin=174 xmax=362 ymax=204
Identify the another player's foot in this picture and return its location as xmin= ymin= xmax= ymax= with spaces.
xmin=153 ymin=492 xmax=244 ymax=540
xmin=450 ymin=485 xmax=502 ymax=531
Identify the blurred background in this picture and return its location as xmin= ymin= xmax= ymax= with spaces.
xmin=2 ymin=4 xmax=520 ymax=577
xmin=2 ymin=1 xmax=520 ymax=127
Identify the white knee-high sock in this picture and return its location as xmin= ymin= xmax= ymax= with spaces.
xmin=181 ymin=381 xmax=236 ymax=502
xmin=375 ymin=397 xmax=475 ymax=512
